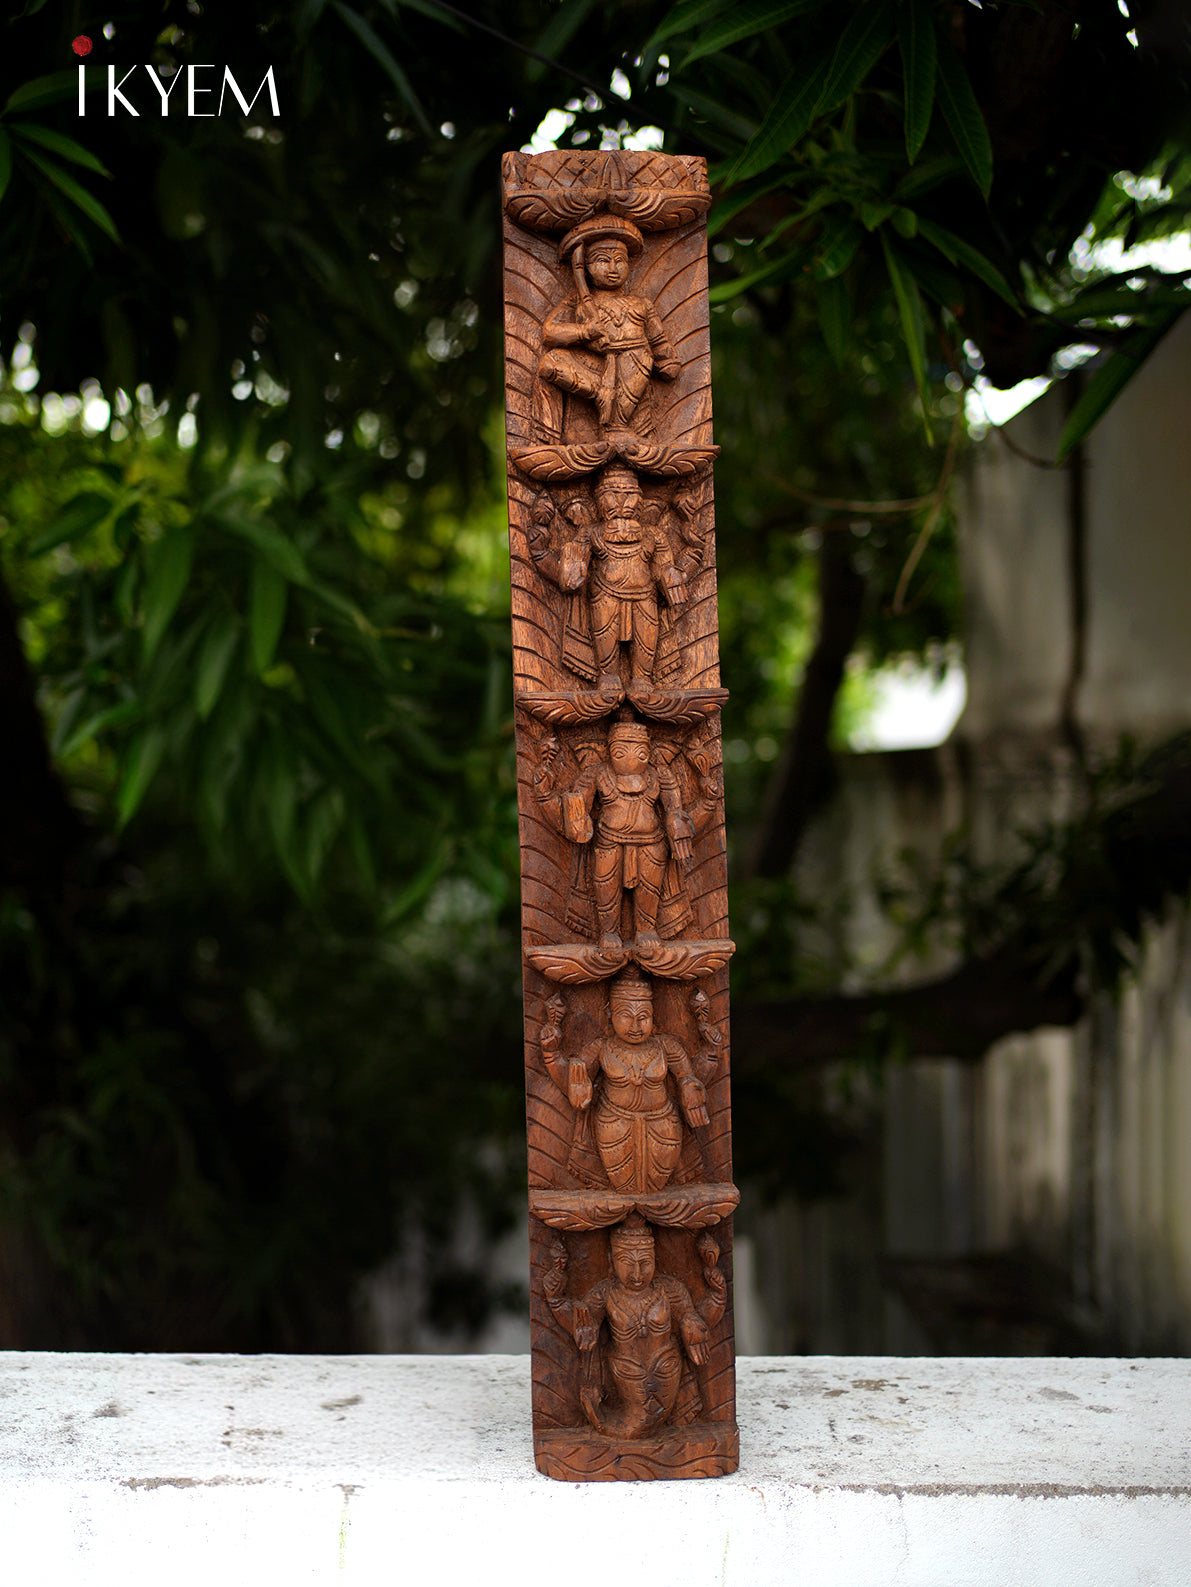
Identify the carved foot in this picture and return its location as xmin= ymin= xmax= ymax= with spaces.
xmin=599 ymin=930 xmax=624 ymax=952
xmin=636 ymin=929 xmax=661 ymax=947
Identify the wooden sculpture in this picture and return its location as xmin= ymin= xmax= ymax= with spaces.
xmin=502 ymin=148 xmax=738 ymax=1481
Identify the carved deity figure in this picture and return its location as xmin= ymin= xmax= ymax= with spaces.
xmin=527 ymin=466 xmax=686 ymax=689
xmin=537 ymin=718 xmax=695 ymax=948
xmin=544 ymin=1216 xmax=726 ymax=1439
xmin=542 ymin=969 xmax=710 ymax=1192
xmin=533 ymin=213 xmax=680 ymax=443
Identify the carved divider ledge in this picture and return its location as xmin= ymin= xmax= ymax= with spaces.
xmin=502 ymin=149 xmax=738 ymax=1482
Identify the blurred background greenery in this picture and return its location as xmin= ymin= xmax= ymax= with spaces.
xmin=1 ymin=0 xmax=1189 ymax=1351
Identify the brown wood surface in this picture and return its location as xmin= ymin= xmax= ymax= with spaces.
xmin=502 ymin=149 xmax=737 ymax=1482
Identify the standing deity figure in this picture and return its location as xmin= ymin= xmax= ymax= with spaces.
xmin=526 ymin=467 xmax=687 ymax=689
xmin=544 ymin=1216 xmax=724 ymax=1439
xmin=533 ymin=213 xmax=680 ymax=442
xmin=541 ymin=719 xmax=695 ymax=948
xmin=546 ymin=968 xmax=710 ymax=1192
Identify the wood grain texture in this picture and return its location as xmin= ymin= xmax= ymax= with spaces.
xmin=502 ymin=149 xmax=737 ymax=1482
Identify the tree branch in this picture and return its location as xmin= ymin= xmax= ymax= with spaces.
xmin=747 ymin=530 xmax=866 ymax=879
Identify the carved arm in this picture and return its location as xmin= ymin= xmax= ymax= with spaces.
xmin=658 ymin=763 xmax=694 ymax=866
xmin=645 ymin=303 xmax=681 ymax=382
xmin=662 ymin=1034 xmax=710 ymax=1129
xmin=664 ymin=1277 xmax=710 ymax=1366
xmin=694 ymin=1231 xmax=728 ymax=1330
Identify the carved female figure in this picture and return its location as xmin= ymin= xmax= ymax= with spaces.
xmin=564 ymin=968 xmax=708 ymax=1192
xmin=544 ymin=1216 xmax=724 ymax=1439
xmin=533 ymin=213 xmax=680 ymax=442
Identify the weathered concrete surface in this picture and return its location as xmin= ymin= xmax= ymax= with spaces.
xmin=1 ymin=1353 xmax=1188 ymax=1585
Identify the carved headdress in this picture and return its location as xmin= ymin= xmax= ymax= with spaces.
xmin=610 ymin=965 xmax=653 ymax=1009
xmin=559 ymin=212 xmax=644 ymax=263
xmin=610 ymin=1211 xmax=655 ymax=1255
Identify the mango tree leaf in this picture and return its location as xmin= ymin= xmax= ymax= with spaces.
xmin=682 ymin=0 xmax=827 ymax=66
xmin=529 ymin=0 xmax=601 ymax=78
xmin=195 ymin=610 xmax=241 ymax=721
xmin=815 ymin=275 xmax=850 ymax=366
xmin=141 ymin=526 xmax=194 ymax=664
xmin=28 ymin=490 xmax=113 ymax=556
xmin=810 ymin=212 xmax=862 ymax=281
xmin=707 ymin=172 xmax=796 ymax=237
xmin=250 ymin=559 xmax=288 ymax=673
xmin=882 ymin=233 xmax=931 ymax=432
xmin=20 ymin=147 xmax=119 ymax=241
xmin=900 ymin=248 xmax=962 ymax=309
xmin=670 ymin=83 xmax=759 ymax=147
xmin=916 ymin=217 xmax=1017 ymax=306
xmin=897 ymin=0 xmax=936 ymax=163
xmin=1058 ymin=307 xmax=1186 ymax=459
xmin=935 ymin=37 xmax=992 ymax=197
xmin=303 ymin=787 xmax=346 ymax=886
xmin=644 ymin=0 xmax=733 ymax=54
xmin=708 ymin=243 xmax=806 ymax=301
xmin=1048 ymin=283 xmax=1191 ymax=321
xmin=3 ymin=68 xmax=103 ymax=114
xmin=213 ymin=511 xmax=310 ymax=585
xmin=9 ymin=121 xmax=110 ymax=176
xmin=720 ymin=43 xmax=832 ymax=186
xmin=57 ymin=699 xmax=141 ymax=760
xmin=117 ymin=725 xmax=167 ymax=827
xmin=892 ymin=153 xmax=962 ymax=201
xmin=331 ymin=1 xmax=431 ymax=135
xmin=815 ymin=0 xmax=896 ymax=119
xmin=257 ymin=729 xmax=302 ymax=889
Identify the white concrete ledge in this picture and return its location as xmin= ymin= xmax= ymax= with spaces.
xmin=2 ymin=1353 xmax=1189 ymax=1585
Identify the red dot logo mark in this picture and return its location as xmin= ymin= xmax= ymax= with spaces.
xmin=72 ymin=35 xmax=93 ymax=56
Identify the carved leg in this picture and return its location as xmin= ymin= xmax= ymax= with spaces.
xmin=632 ymin=841 xmax=668 ymax=944
xmin=539 ymin=349 xmax=604 ymax=403
xmin=592 ymin=840 xmax=624 ymax=950
xmin=589 ymin=589 xmax=623 ymax=690
xmin=628 ymin=599 xmax=659 ymax=688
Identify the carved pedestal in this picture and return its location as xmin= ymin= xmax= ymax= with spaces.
xmin=502 ymin=149 xmax=738 ymax=1481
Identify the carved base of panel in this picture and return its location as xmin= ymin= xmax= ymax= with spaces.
xmin=515 ymin=686 xmax=728 ymax=728
xmin=530 ymin=1182 xmax=740 ymax=1231
xmin=535 ymin=1420 xmax=739 ymax=1482
xmin=526 ymin=938 xmax=736 ymax=984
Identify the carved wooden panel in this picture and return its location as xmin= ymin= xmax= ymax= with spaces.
xmin=502 ymin=149 xmax=738 ymax=1481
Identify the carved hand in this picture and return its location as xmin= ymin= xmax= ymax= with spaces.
xmin=670 ymin=831 xmax=693 ymax=867
xmin=680 ymin=1076 xmax=710 ymax=1129
xmin=659 ymin=565 xmax=687 ymax=608
xmin=682 ymin=1314 xmax=710 ymax=1365
xmin=703 ymin=1267 xmax=727 ymax=1308
xmin=543 ymin=1264 xmax=566 ymax=1303
xmin=568 ymin=1060 xmax=593 ymax=1110
xmin=574 ymin=1302 xmax=598 ymax=1353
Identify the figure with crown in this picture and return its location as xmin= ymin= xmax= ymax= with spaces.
xmin=543 ymin=1215 xmax=725 ymax=1439
xmin=533 ymin=213 xmax=680 ymax=443
xmin=558 ymin=967 xmax=709 ymax=1192
xmin=550 ymin=716 xmax=696 ymax=950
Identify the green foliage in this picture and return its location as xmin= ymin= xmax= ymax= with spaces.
xmin=0 ymin=0 xmax=1187 ymax=1349
xmin=620 ymin=0 xmax=1191 ymax=440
